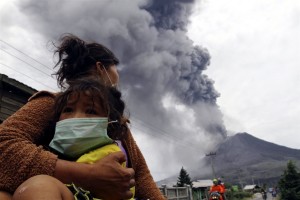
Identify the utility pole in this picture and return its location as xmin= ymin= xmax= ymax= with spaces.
xmin=237 ymin=168 xmax=244 ymax=190
xmin=206 ymin=152 xmax=216 ymax=178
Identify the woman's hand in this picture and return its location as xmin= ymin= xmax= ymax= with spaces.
xmin=87 ymin=152 xmax=135 ymax=199
xmin=54 ymin=151 xmax=135 ymax=199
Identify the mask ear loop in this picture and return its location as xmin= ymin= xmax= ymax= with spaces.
xmin=96 ymin=62 xmax=114 ymax=87
xmin=102 ymin=66 xmax=114 ymax=87
xmin=108 ymin=120 xmax=118 ymax=124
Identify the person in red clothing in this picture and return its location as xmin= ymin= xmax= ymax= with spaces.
xmin=218 ymin=177 xmax=226 ymax=200
xmin=209 ymin=179 xmax=224 ymax=200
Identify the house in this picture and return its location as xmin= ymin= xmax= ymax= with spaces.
xmin=0 ymin=74 xmax=37 ymax=123
xmin=243 ymin=184 xmax=261 ymax=193
xmin=159 ymin=184 xmax=193 ymax=200
xmin=192 ymin=179 xmax=213 ymax=200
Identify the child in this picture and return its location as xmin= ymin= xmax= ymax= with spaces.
xmin=49 ymin=78 xmax=134 ymax=200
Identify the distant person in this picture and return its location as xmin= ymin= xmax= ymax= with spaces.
xmin=271 ymin=187 xmax=277 ymax=197
xmin=217 ymin=177 xmax=226 ymax=200
xmin=209 ymin=179 xmax=224 ymax=200
xmin=261 ymin=189 xmax=267 ymax=200
xmin=0 ymin=34 xmax=165 ymax=200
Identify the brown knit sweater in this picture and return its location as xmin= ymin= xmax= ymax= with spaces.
xmin=0 ymin=91 xmax=165 ymax=199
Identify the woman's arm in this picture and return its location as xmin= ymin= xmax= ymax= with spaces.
xmin=0 ymin=93 xmax=135 ymax=199
xmin=124 ymin=129 xmax=166 ymax=200
xmin=0 ymin=93 xmax=58 ymax=193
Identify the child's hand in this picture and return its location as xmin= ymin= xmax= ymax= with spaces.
xmin=87 ymin=151 xmax=135 ymax=199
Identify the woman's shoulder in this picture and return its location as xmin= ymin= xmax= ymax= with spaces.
xmin=28 ymin=90 xmax=59 ymax=101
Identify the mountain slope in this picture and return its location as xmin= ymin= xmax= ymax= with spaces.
xmin=208 ymin=132 xmax=300 ymax=184
xmin=215 ymin=132 xmax=300 ymax=169
xmin=158 ymin=132 xmax=300 ymax=185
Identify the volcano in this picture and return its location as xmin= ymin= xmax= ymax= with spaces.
xmin=199 ymin=132 xmax=300 ymax=185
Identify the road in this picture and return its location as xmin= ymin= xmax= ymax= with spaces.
xmin=251 ymin=192 xmax=278 ymax=200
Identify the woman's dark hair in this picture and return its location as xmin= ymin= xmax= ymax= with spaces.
xmin=54 ymin=34 xmax=119 ymax=88
xmin=53 ymin=78 xmax=127 ymax=140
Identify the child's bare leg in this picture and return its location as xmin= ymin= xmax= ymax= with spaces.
xmin=12 ymin=175 xmax=74 ymax=200
xmin=0 ymin=191 xmax=12 ymax=200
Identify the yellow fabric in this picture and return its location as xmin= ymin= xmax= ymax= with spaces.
xmin=76 ymin=143 xmax=135 ymax=200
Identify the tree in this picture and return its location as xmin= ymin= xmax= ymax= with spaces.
xmin=278 ymin=160 xmax=300 ymax=200
xmin=176 ymin=167 xmax=193 ymax=187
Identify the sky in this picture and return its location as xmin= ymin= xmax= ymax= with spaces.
xmin=0 ymin=0 xmax=300 ymax=181
xmin=187 ymin=0 xmax=300 ymax=149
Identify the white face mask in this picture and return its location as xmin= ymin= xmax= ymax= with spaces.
xmin=49 ymin=117 xmax=114 ymax=159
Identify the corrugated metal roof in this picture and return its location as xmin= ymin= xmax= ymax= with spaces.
xmin=0 ymin=74 xmax=37 ymax=94
xmin=243 ymin=185 xmax=259 ymax=190
xmin=193 ymin=180 xmax=213 ymax=188
xmin=0 ymin=74 xmax=38 ymax=122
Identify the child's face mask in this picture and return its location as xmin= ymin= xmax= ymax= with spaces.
xmin=49 ymin=117 xmax=114 ymax=159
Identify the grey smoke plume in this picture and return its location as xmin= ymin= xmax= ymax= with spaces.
xmin=18 ymin=0 xmax=226 ymax=180
xmin=143 ymin=0 xmax=195 ymax=30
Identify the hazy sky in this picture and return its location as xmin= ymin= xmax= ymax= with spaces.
xmin=1 ymin=0 xmax=299 ymax=181
xmin=188 ymin=0 xmax=300 ymax=149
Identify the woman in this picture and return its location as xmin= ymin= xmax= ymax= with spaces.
xmin=0 ymin=34 xmax=165 ymax=200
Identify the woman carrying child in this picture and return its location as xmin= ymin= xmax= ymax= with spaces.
xmin=0 ymin=34 xmax=165 ymax=200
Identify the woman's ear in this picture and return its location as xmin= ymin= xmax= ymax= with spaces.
xmin=96 ymin=62 xmax=104 ymax=75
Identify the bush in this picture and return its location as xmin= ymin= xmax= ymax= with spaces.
xmin=233 ymin=191 xmax=253 ymax=198
xmin=225 ymin=190 xmax=253 ymax=200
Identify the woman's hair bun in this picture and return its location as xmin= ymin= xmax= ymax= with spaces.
xmin=53 ymin=33 xmax=119 ymax=89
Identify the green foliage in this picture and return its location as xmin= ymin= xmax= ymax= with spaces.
xmin=231 ymin=185 xmax=239 ymax=192
xmin=225 ymin=190 xmax=252 ymax=200
xmin=278 ymin=160 xmax=300 ymax=200
xmin=176 ymin=167 xmax=193 ymax=187
xmin=216 ymin=181 xmax=253 ymax=200
xmin=233 ymin=191 xmax=253 ymax=199
xmin=224 ymin=182 xmax=232 ymax=189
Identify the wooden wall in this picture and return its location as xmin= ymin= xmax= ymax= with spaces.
xmin=0 ymin=74 xmax=37 ymax=123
